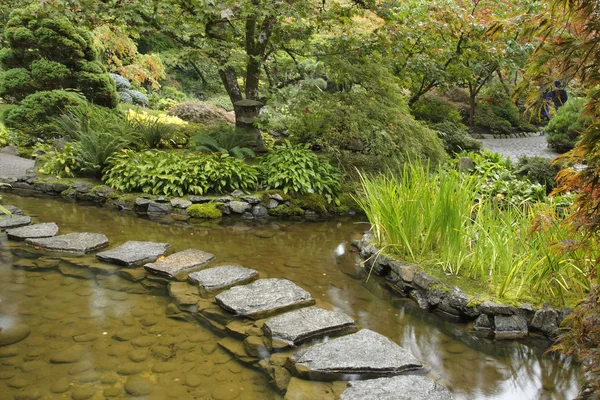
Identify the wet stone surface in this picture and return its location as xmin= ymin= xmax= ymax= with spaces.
xmin=0 ymin=215 xmax=31 ymax=231
xmin=188 ymin=265 xmax=259 ymax=294
xmin=26 ymin=232 xmax=109 ymax=254
xmin=339 ymin=375 xmax=454 ymax=400
xmin=6 ymin=222 xmax=59 ymax=240
xmin=264 ymin=307 xmax=355 ymax=347
xmin=96 ymin=241 xmax=169 ymax=267
xmin=216 ymin=278 xmax=315 ymax=319
xmin=144 ymin=248 xmax=215 ymax=278
xmin=289 ymin=329 xmax=422 ymax=380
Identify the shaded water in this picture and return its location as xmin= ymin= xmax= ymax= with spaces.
xmin=0 ymin=194 xmax=581 ymax=399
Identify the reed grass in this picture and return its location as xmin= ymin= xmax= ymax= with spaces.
xmin=355 ymin=162 xmax=595 ymax=306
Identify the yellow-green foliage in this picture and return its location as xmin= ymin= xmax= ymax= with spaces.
xmin=295 ymin=193 xmax=327 ymax=213
xmin=268 ymin=204 xmax=304 ymax=218
xmin=186 ymin=203 xmax=222 ymax=219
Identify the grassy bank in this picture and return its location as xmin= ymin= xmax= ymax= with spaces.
xmin=355 ymin=161 xmax=596 ymax=307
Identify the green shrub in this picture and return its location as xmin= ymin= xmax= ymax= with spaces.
xmin=167 ymin=101 xmax=235 ymax=125
xmin=546 ymin=97 xmax=590 ymax=153
xmin=260 ymin=142 xmax=341 ymax=199
xmin=474 ymin=102 xmax=514 ymax=135
xmin=191 ymin=124 xmax=256 ymax=159
xmin=104 ymin=150 xmax=259 ymax=196
xmin=432 ymin=121 xmax=482 ymax=155
xmin=411 ymin=94 xmax=464 ymax=126
xmin=34 ymin=142 xmax=81 ymax=178
xmin=516 ymin=156 xmax=561 ymax=194
xmin=4 ymin=90 xmax=87 ymax=140
xmin=186 ymin=203 xmax=222 ymax=219
xmin=0 ymin=7 xmax=117 ymax=107
xmin=128 ymin=116 xmax=176 ymax=149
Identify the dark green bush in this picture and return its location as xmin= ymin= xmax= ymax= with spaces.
xmin=411 ymin=94 xmax=464 ymax=126
xmin=516 ymin=156 xmax=561 ymax=194
xmin=474 ymin=102 xmax=514 ymax=135
xmin=0 ymin=7 xmax=117 ymax=108
xmin=4 ymin=90 xmax=87 ymax=140
xmin=546 ymin=97 xmax=590 ymax=153
xmin=433 ymin=121 xmax=482 ymax=155
xmin=104 ymin=150 xmax=259 ymax=196
xmin=260 ymin=141 xmax=341 ymax=199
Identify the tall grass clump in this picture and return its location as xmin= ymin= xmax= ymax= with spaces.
xmin=356 ymin=161 xmax=595 ymax=305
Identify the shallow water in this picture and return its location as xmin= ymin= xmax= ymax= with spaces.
xmin=0 ymin=193 xmax=582 ymax=399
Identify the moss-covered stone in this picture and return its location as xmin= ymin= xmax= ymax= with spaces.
xmin=295 ymin=193 xmax=327 ymax=213
xmin=261 ymin=190 xmax=292 ymax=203
xmin=268 ymin=204 xmax=304 ymax=218
xmin=186 ymin=203 xmax=222 ymax=219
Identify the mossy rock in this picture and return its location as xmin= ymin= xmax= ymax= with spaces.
xmin=295 ymin=193 xmax=327 ymax=213
xmin=186 ymin=203 xmax=222 ymax=219
xmin=268 ymin=204 xmax=304 ymax=218
xmin=261 ymin=190 xmax=292 ymax=203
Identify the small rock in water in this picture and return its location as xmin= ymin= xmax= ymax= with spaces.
xmin=50 ymin=377 xmax=71 ymax=393
xmin=96 ymin=241 xmax=169 ymax=267
xmin=124 ymin=376 xmax=154 ymax=396
xmin=50 ymin=345 xmax=84 ymax=363
xmin=71 ymin=387 xmax=96 ymax=400
xmin=0 ymin=324 xmax=30 ymax=346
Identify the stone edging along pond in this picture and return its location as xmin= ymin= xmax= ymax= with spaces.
xmin=0 ymin=176 xmax=359 ymax=222
xmin=352 ymin=232 xmax=572 ymax=340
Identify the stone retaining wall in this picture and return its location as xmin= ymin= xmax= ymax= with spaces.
xmin=352 ymin=232 xmax=571 ymax=340
xmin=0 ymin=177 xmax=358 ymax=222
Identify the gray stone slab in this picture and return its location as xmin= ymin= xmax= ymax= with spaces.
xmin=340 ymin=376 xmax=453 ymax=400
xmin=215 ymin=278 xmax=314 ymax=319
xmin=0 ymin=215 xmax=31 ymax=231
xmin=188 ymin=265 xmax=258 ymax=294
xmin=26 ymin=232 xmax=108 ymax=254
xmin=96 ymin=241 xmax=169 ymax=267
xmin=290 ymin=329 xmax=422 ymax=380
xmin=6 ymin=222 xmax=59 ymax=240
xmin=144 ymin=249 xmax=215 ymax=278
xmin=264 ymin=307 xmax=355 ymax=347
xmin=494 ymin=315 xmax=528 ymax=339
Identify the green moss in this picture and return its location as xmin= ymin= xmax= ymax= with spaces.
xmin=268 ymin=204 xmax=304 ymax=218
xmin=295 ymin=193 xmax=327 ymax=213
xmin=187 ymin=203 xmax=222 ymax=219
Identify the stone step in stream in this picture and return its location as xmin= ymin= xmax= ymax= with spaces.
xmin=1 ymin=206 xmax=454 ymax=399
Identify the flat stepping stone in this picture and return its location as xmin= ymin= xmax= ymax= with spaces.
xmin=188 ymin=265 xmax=258 ymax=294
xmin=96 ymin=241 xmax=169 ymax=267
xmin=289 ymin=329 xmax=422 ymax=380
xmin=26 ymin=232 xmax=108 ymax=254
xmin=144 ymin=249 xmax=215 ymax=278
xmin=340 ymin=375 xmax=453 ymax=400
xmin=0 ymin=215 xmax=31 ymax=230
xmin=264 ymin=307 xmax=355 ymax=347
xmin=6 ymin=222 xmax=59 ymax=240
xmin=215 ymin=278 xmax=314 ymax=319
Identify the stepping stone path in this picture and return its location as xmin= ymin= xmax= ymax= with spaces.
xmin=26 ymin=232 xmax=108 ymax=254
xmin=1 ymin=205 xmax=452 ymax=398
xmin=216 ymin=278 xmax=314 ymax=319
xmin=188 ymin=265 xmax=258 ymax=295
xmin=6 ymin=222 xmax=59 ymax=240
xmin=96 ymin=241 xmax=169 ymax=267
xmin=0 ymin=215 xmax=31 ymax=230
xmin=144 ymin=248 xmax=215 ymax=278
xmin=289 ymin=329 xmax=422 ymax=380
xmin=339 ymin=375 xmax=454 ymax=400
xmin=263 ymin=306 xmax=355 ymax=348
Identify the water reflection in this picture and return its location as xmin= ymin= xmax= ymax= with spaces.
xmin=0 ymin=193 xmax=582 ymax=399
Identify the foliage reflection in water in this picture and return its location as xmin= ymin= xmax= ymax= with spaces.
xmin=0 ymin=194 xmax=581 ymax=399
